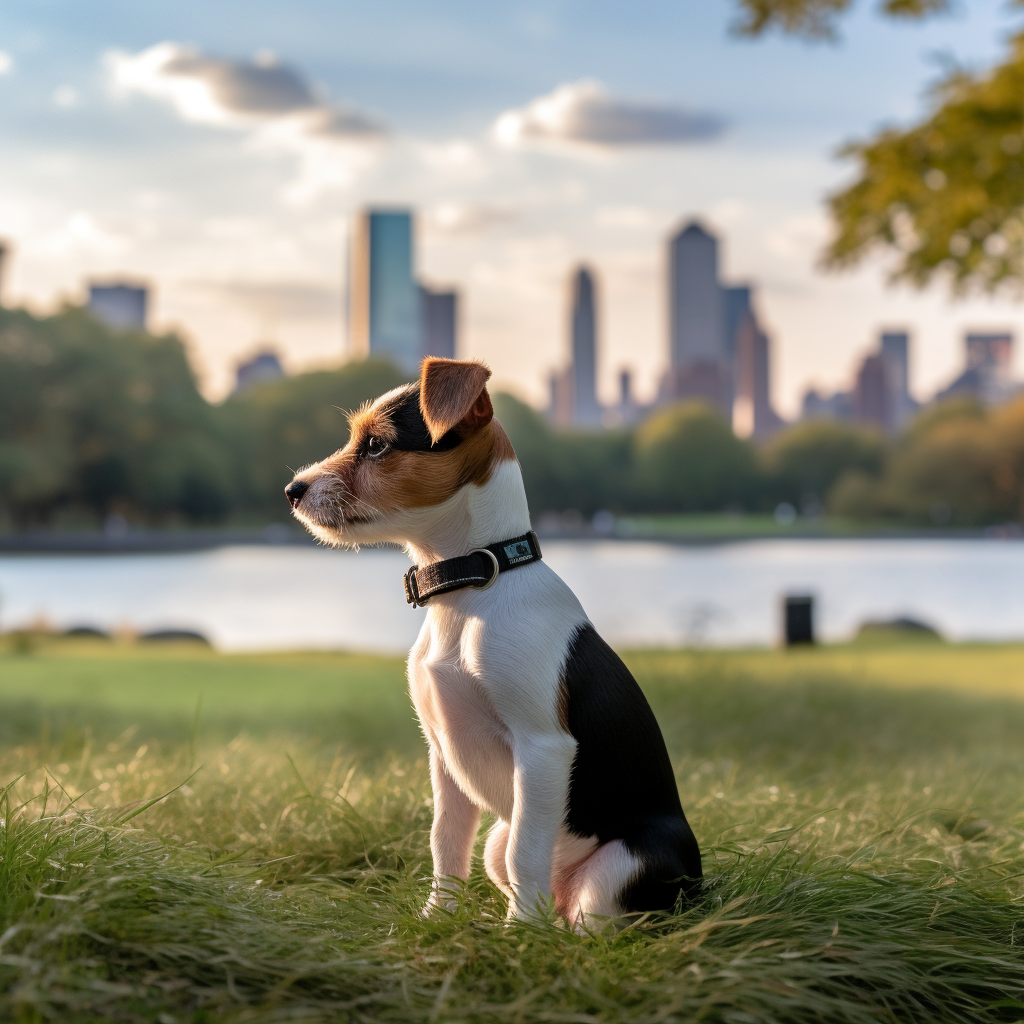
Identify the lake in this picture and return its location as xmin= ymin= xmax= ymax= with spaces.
xmin=1 ymin=539 xmax=1022 ymax=653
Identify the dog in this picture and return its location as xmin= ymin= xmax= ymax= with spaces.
xmin=285 ymin=357 xmax=701 ymax=926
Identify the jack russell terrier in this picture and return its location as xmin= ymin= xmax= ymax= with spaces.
xmin=285 ymin=357 xmax=701 ymax=925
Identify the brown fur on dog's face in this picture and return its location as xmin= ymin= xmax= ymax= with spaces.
xmin=286 ymin=360 xmax=515 ymax=545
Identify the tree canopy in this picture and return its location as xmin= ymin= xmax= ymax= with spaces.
xmin=735 ymin=0 xmax=1024 ymax=294
xmin=732 ymin=0 xmax=949 ymax=41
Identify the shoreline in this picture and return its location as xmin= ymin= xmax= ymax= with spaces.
xmin=0 ymin=524 xmax=1020 ymax=554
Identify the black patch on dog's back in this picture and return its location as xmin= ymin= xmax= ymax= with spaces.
xmin=384 ymin=387 xmax=463 ymax=452
xmin=561 ymin=623 xmax=701 ymax=907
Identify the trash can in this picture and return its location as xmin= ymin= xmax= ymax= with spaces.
xmin=784 ymin=594 xmax=815 ymax=646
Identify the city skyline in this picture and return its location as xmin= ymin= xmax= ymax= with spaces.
xmin=5 ymin=0 xmax=1024 ymax=413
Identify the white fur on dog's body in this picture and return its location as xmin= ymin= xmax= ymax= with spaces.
xmin=400 ymin=460 xmax=643 ymax=921
xmin=301 ymin=454 xmax=644 ymax=922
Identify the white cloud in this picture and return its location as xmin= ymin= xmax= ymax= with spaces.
xmin=596 ymin=206 xmax=662 ymax=230
xmin=0 ymin=51 xmax=12 ymax=75
xmin=108 ymin=42 xmax=382 ymax=139
xmin=106 ymin=43 xmax=385 ymax=203
xmin=52 ymin=86 xmax=80 ymax=109
xmin=426 ymin=202 xmax=516 ymax=235
xmin=39 ymin=211 xmax=133 ymax=257
xmin=184 ymin=278 xmax=340 ymax=318
xmin=493 ymin=80 xmax=725 ymax=150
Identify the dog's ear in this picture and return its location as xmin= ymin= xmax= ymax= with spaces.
xmin=419 ymin=358 xmax=493 ymax=444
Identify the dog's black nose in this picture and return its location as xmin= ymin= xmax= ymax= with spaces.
xmin=285 ymin=479 xmax=309 ymax=508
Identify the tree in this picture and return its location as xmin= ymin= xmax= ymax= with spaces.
xmin=732 ymin=0 xmax=948 ymax=41
xmin=763 ymin=420 xmax=885 ymax=507
xmin=733 ymin=0 xmax=1024 ymax=293
xmin=634 ymin=402 xmax=758 ymax=512
xmin=828 ymin=396 xmax=1024 ymax=524
xmin=492 ymin=393 xmax=633 ymax=516
xmin=0 ymin=306 xmax=234 ymax=526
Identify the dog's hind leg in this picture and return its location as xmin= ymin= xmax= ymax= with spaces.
xmin=483 ymin=819 xmax=513 ymax=899
xmin=561 ymin=839 xmax=642 ymax=929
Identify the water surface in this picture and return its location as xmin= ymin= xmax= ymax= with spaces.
xmin=0 ymin=539 xmax=1021 ymax=652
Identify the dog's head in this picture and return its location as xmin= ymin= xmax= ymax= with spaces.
xmin=284 ymin=357 xmax=515 ymax=546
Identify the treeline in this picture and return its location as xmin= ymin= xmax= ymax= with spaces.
xmin=2 ymin=305 xmax=1023 ymax=529
xmin=502 ymin=393 xmax=1024 ymax=526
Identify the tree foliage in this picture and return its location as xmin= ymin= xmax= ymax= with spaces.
xmin=4 ymin=306 xmax=1024 ymax=530
xmin=732 ymin=0 xmax=947 ymax=41
xmin=829 ymin=395 xmax=1024 ymax=524
xmin=824 ymin=31 xmax=1024 ymax=292
xmin=0 ymin=306 xmax=233 ymax=526
xmin=763 ymin=420 xmax=885 ymax=504
xmin=634 ymin=403 xmax=758 ymax=512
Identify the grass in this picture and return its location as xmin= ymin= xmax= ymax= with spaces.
xmin=613 ymin=512 xmax=993 ymax=539
xmin=3 ymin=637 xmax=1024 ymax=1023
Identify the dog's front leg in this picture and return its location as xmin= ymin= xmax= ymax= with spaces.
xmin=424 ymin=746 xmax=481 ymax=914
xmin=505 ymin=733 xmax=577 ymax=921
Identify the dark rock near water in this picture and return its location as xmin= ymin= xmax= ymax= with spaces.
xmin=139 ymin=629 xmax=211 ymax=645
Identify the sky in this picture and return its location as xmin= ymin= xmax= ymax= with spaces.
xmin=4 ymin=0 xmax=1024 ymax=415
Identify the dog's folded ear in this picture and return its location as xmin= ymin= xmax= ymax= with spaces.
xmin=420 ymin=358 xmax=493 ymax=444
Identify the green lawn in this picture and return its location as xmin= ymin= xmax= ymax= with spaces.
xmin=3 ymin=637 xmax=1024 ymax=1023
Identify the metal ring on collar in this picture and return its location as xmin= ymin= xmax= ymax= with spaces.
xmin=469 ymin=548 xmax=500 ymax=590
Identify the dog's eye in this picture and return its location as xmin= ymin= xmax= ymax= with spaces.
xmin=366 ymin=436 xmax=389 ymax=458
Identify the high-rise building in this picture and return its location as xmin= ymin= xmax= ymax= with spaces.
xmin=879 ymin=330 xmax=914 ymax=430
xmin=661 ymin=221 xmax=730 ymax=416
xmin=235 ymin=350 xmax=284 ymax=393
xmin=348 ymin=209 xmax=420 ymax=375
xmin=668 ymin=221 xmax=723 ymax=365
xmin=570 ymin=266 xmax=601 ymax=426
xmin=723 ymin=285 xmax=752 ymax=360
xmin=548 ymin=265 xmax=603 ymax=428
xmin=854 ymin=354 xmax=888 ymax=427
xmin=420 ymin=286 xmax=458 ymax=361
xmin=0 ymin=240 xmax=8 ymax=307
xmin=939 ymin=331 xmax=1018 ymax=405
xmin=733 ymin=310 xmax=782 ymax=439
xmin=88 ymin=282 xmax=148 ymax=331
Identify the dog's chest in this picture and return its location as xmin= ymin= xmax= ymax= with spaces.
xmin=408 ymin=646 xmax=514 ymax=818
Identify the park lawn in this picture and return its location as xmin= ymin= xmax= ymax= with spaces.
xmin=3 ymin=638 xmax=1024 ymax=1023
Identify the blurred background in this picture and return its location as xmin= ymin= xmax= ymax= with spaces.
xmin=4 ymin=0 xmax=1024 ymax=651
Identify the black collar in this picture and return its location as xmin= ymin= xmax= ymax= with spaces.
xmin=403 ymin=531 xmax=542 ymax=608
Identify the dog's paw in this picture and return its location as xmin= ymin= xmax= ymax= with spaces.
xmin=421 ymin=888 xmax=459 ymax=917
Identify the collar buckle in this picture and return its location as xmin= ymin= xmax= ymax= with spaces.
xmin=403 ymin=565 xmax=422 ymax=608
xmin=469 ymin=548 xmax=500 ymax=590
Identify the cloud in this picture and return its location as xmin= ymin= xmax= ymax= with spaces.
xmin=39 ymin=211 xmax=133 ymax=257
xmin=0 ymin=51 xmax=12 ymax=75
xmin=107 ymin=43 xmax=386 ymax=203
xmin=184 ymin=279 xmax=340 ymax=319
xmin=493 ymin=80 xmax=725 ymax=150
xmin=426 ymin=202 xmax=516 ymax=235
xmin=108 ymin=43 xmax=383 ymax=140
xmin=52 ymin=86 xmax=80 ymax=109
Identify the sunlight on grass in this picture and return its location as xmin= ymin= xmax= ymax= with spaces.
xmin=2 ymin=639 xmax=1024 ymax=1022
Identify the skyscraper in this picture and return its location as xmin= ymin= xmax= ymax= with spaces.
xmin=722 ymin=285 xmax=752 ymax=360
xmin=0 ymin=240 xmax=8 ymax=307
xmin=661 ymin=221 xmax=731 ymax=416
xmin=420 ymin=286 xmax=458 ymax=361
xmin=348 ymin=209 xmax=420 ymax=375
xmin=669 ymin=222 xmax=723 ymax=365
xmin=733 ymin=309 xmax=782 ymax=439
xmin=879 ymin=330 xmax=914 ymax=430
xmin=87 ymin=282 xmax=148 ymax=331
xmin=854 ymin=354 xmax=888 ymax=427
xmin=939 ymin=331 xmax=1017 ymax=405
xmin=570 ymin=266 xmax=601 ymax=426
